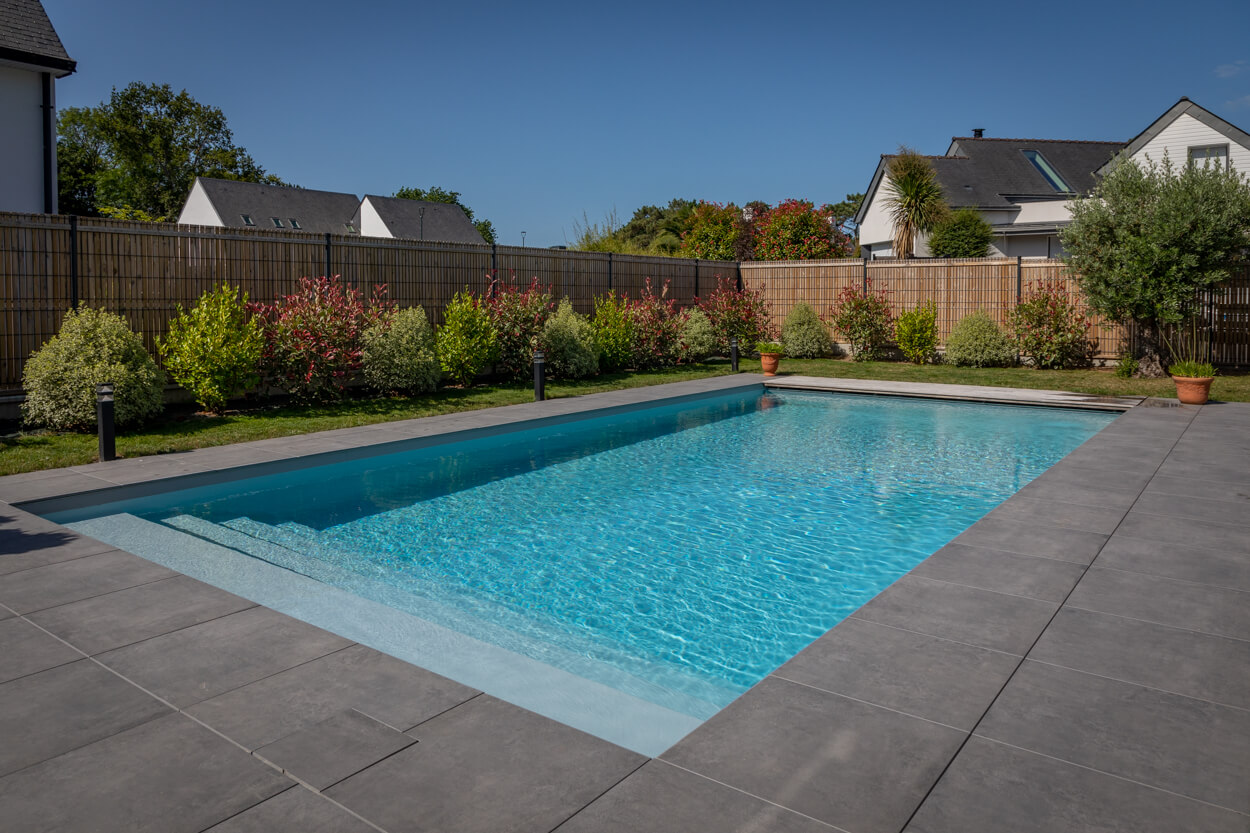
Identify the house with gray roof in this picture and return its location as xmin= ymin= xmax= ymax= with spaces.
xmin=354 ymin=194 xmax=486 ymax=245
xmin=0 ymin=0 xmax=75 ymax=214
xmin=177 ymin=177 xmax=362 ymax=235
xmin=855 ymin=97 xmax=1250 ymax=259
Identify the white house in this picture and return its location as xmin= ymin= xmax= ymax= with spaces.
xmin=855 ymin=98 xmax=1250 ymax=259
xmin=0 ymin=0 xmax=75 ymax=214
xmin=177 ymin=177 xmax=363 ymax=235
xmin=177 ymin=179 xmax=486 ymax=245
xmin=353 ymin=195 xmax=485 ymax=244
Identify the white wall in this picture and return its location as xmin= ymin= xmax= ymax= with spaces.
xmin=358 ymin=198 xmax=392 ymax=238
xmin=0 ymin=65 xmax=48 ymax=213
xmin=995 ymin=234 xmax=1063 ymax=258
xmin=1132 ymin=112 xmax=1250 ymax=172
xmin=176 ymin=179 xmax=224 ymax=226
xmin=857 ymin=179 xmax=895 ymax=253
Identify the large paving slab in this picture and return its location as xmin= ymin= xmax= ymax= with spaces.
xmin=0 ymin=379 xmax=1245 ymax=832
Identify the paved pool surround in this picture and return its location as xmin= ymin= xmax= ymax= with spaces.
xmin=0 ymin=375 xmax=1247 ymax=832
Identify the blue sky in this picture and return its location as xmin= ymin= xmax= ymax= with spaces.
xmin=44 ymin=0 xmax=1250 ymax=247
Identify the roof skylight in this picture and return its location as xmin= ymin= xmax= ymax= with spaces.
xmin=1021 ymin=150 xmax=1072 ymax=192
xmin=271 ymin=218 xmax=284 ymax=228
xmin=289 ymin=218 xmax=301 ymax=229
xmin=240 ymin=214 xmax=254 ymax=226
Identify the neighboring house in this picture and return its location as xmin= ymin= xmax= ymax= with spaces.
xmin=354 ymin=194 xmax=485 ymax=244
xmin=855 ymin=97 xmax=1250 ymax=259
xmin=177 ymin=177 xmax=362 ymax=235
xmin=0 ymin=0 xmax=75 ymax=214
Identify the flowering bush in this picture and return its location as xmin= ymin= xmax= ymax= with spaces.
xmin=945 ymin=311 xmax=1016 ymax=367
xmin=679 ymin=307 xmax=719 ymax=363
xmin=592 ymin=291 xmax=636 ymax=372
xmin=542 ymin=299 xmax=599 ymax=379
xmin=485 ymin=275 xmax=555 ymax=380
xmin=362 ymin=306 xmax=440 ymax=394
xmin=23 ymin=307 xmax=164 ymax=430
xmin=1010 ymin=282 xmax=1094 ymax=369
xmin=629 ymin=279 xmax=682 ymax=370
xmin=781 ymin=303 xmax=833 ymax=358
xmin=159 ymin=284 xmax=262 ymax=412
xmin=437 ymin=289 xmax=496 ymax=387
xmin=753 ymin=200 xmax=852 ymax=261
xmin=827 ymin=281 xmax=894 ymax=361
xmin=697 ymin=276 xmax=772 ymax=356
xmin=253 ymin=276 xmax=391 ymax=401
xmin=894 ymin=300 xmax=939 ymax=364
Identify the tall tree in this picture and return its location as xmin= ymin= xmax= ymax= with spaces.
xmin=1061 ymin=154 xmax=1250 ymax=377
xmin=678 ymin=201 xmax=743 ymax=261
xmin=882 ymin=148 xmax=948 ymax=257
xmin=826 ymin=192 xmax=864 ymax=235
xmin=57 ymin=82 xmax=278 ymax=220
xmin=392 ymin=186 xmax=496 ymax=243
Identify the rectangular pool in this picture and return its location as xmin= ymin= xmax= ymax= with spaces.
xmin=39 ymin=388 xmax=1114 ymax=754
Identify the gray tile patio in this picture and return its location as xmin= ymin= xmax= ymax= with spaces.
xmin=0 ymin=376 xmax=1245 ymax=832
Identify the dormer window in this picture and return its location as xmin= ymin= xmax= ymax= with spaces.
xmin=271 ymin=218 xmax=284 ymax=228
xmin=240 ymin=214 xmax=254 ymax=226
xmin=1021 ymin=150 xmax=1072 ymax=192
xmin=289 ymin=218 xmax=301 ymax=229
xmin=1189 ymin=145 xmax=1228 ymax=168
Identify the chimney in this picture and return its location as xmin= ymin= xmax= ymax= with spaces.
xmin=972 ymin=128 xmax=984 ymax=138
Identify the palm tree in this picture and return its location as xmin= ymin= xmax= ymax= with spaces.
xmin=883 ymin=147 xmax=948 ymax=258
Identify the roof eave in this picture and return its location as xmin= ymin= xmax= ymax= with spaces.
xmin=0 ymin=45 xmax=75 ymax=76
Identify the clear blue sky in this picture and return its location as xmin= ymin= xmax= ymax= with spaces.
xmin=44 ymin=0 xmax=1250 ymax=247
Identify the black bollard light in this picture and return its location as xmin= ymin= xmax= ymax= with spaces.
xmin=533 ymin=350 xmax=546 ymax=401
xmin=96 ymin=383 xmax=116 ymax=461
xmin=730 ymin=337 xmax=739 ymax=373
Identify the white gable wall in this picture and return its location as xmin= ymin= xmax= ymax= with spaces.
xmin=358 ymin=197 xmax=392 ymax=238
xmin=0 ymin=64 xmax=47 ymax=213
xmin=858 ymin=183 xmax=896 ymax=257
xmin=176 ymin=179 xmax=224 ymax=226
xmin=1131 ymin=112 xmax=1250 ymax=172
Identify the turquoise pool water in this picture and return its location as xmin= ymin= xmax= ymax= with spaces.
xmin=50 ymin=390 xmax=1112 ymax=722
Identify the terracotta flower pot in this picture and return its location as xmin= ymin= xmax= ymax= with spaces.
xmin=1172 ymin=375 xmax=1214 ymax=405
xmin=760 ymin=352 xmax=781 ymax=376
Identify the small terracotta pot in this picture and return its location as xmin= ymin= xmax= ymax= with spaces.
xmin=1172 ymin=375 xmax=1214 ymax=405
xmin=760 ymin=353 xmax=781 ymax=376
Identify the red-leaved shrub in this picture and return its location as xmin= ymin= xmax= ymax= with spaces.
xmin=484 ymin=274 xmax=555 ymax=380
xmin=696 ymin=276 xmax=773 ymax=355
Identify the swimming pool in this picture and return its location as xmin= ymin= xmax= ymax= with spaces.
xmin=44 ymin=387 xmax=1114 ymax=753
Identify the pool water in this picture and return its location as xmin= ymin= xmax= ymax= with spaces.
xmin=51 ymin=390 xmax=1113 ymax=722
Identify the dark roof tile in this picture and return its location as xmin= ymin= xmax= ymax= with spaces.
xmin=361 ymin=195 xmax=486 ymax=245
xmin=0 ymin=0 xmax=74 ymax=73
xmin=193 ymin=178 xmax=361 ymax=235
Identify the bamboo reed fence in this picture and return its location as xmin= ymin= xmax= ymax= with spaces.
xmin=1 ymin=211 xmax=1247 ymax=389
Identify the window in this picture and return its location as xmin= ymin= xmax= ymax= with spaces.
xmin=344 ymin=223 xmax=356 ymax=232
xmin=1021 ymin=150 xmax=1072 ymax=192
xmin=289 ymin=218 xmax=301 ymax=229
xmin=240 ymin=214 xmax=254 ymax=226
xmin=271 ymin=218 xmax=284 ymax=228
xmin=1189 ymin=145 xmax=1228 ymax=168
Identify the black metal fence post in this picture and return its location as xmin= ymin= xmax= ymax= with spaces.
xmin=862 ymin=257 xmax=868 ymax=293
xmin=693 ymin=258 xmax=699 ymax=302
xmin=69 ymin=215 xmax=79 ymax=310
xmin=324 ymin=233 xmax=332 ymax=280
xmin=533 ymin=351 xmax=546 ymax=401
xmin=607 ymin=252 xmax=613 ymax=292
xmin=96 ymin=383 xmax=115 ymax=461
xmin=1016 ymin=255 xmax=1023 ymax=304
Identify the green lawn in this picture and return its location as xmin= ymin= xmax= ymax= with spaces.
xmin=2 ymin=358 xmax=1243 ymax=476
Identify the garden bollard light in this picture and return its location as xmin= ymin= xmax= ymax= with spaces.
xmin=730 ymin=338 xmax=739 ymax=373
xmin=96 ymin=383 xmax=116 ymax=461
xmin=533 ymin=350 xmax=546 ymax=401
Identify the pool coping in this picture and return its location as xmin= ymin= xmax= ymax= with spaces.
xmin=0 ymin=376 xmax=1247 ymax=832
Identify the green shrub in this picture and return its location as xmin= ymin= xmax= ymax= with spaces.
xmin=541 ymin=299 xmax=599 ymax=379
xmin=629 ymin=279 xmax=682 ymax=370
xmin=158 ymin=284 xmax=262 ymax=412
xmin=1114 ymin=353 xmax=1139 ymax=379
xmin=679 ymin=307 xmax=718 ymax=363
xmin=928 ymin=208 xmax=994 ymax=258
xmin=697 ymin=276 xmax=772 ymax=356
xmin=781 ymin=303 xmax=833 ymax=358
xmin=437 ymin=289 xmax=497 ymax=387
xmin=944 ymin=311 xmax=1017 ymax=367
xmin=362 ymin=306 xmax=441 ymax=394
xmin=827 ymin=281 xmax=894 ymax=361
xmin=895 ymin=300 xmax=939 ymax=364
xmin=485 ymin=277 xmax=555 ymax=380
xmin=1009 ymin=282 xmax=1094 ymax=369
xmin=592 ymin=291 xmax=636 ymax=372
xmin=22 ymin=307 xmax=164 ymax=431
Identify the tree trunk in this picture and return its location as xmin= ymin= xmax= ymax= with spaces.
xmin=1134 ymin=319 xmax=1167 ymax=378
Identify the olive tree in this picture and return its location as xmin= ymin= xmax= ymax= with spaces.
xmin=1061 ymin=154 xmax=1250 ymax=377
